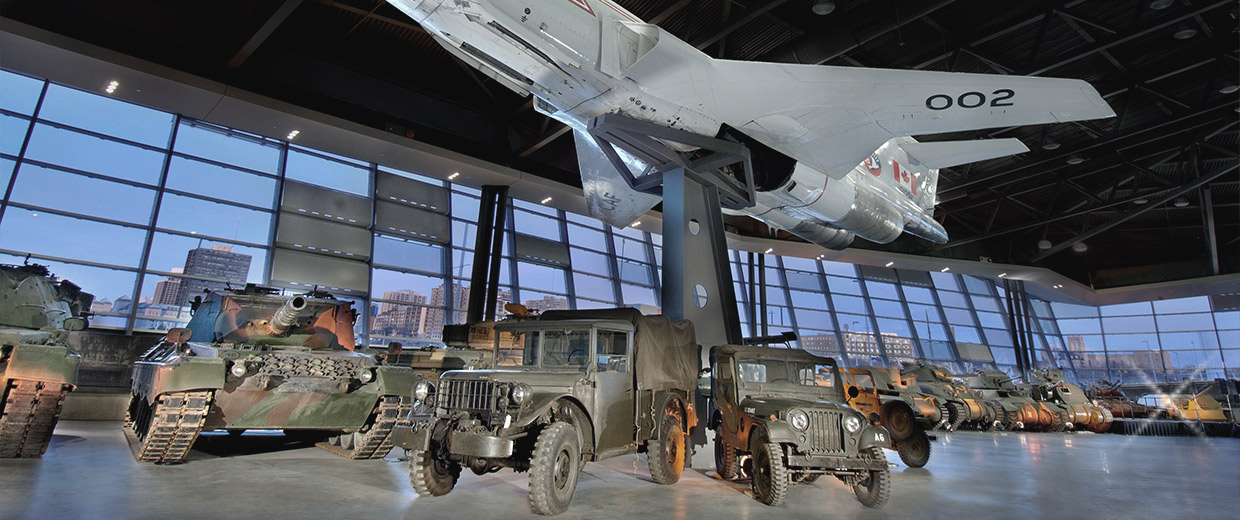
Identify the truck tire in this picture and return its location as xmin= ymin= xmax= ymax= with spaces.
xmin=713 ymin=430 xmax=737 ymax=480
xmin=529 ymin=422 xmax=581 ymax=515
xmin=409 ymin=446 xmax=460 ymax=497
xmin=751 ymin=442 xmax=788 ymax=506
xmin=851 ymin=446 xmax=891 ymax=508
xmin=897 ymin=430 xmax=931 ymax=468
xmin=648 ymin=414 xmax=686 ymax=485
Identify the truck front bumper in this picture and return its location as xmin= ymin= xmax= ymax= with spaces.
xmin=784 ymin=452 xmax=889 ymax=472
xmin=390 ymin=416 xmax=514 ymax=459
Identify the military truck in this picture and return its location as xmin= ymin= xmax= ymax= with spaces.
xmin=708 ymin=345 xmax=892 ymax=508
xmin=1026 ymin=368 xmax=1113 ymax=433
xmin=840 ymin=365 xmax=937 ymax=468
xmin=394 ymin=308 xmax=700 ymax=516
xmin=963 ymin=370 xmax=1065 ymax=432
xmin=902 ymin=363 xmax=1000 ymax=431
xmin=0 ymin=263 xmax=92 ymax=458
xmin=125 ymin=285 xmax=417 ymax=463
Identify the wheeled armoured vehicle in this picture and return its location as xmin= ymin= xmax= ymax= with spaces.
xmin=841 ymin=366 xmax=934 ymax=468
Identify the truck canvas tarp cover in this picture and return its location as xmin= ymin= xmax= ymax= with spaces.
xmin=540 ymin=308 xmax=698 ymax=392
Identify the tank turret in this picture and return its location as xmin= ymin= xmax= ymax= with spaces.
xmin=184 ymin=285 xmax=356 ymax=350
xmin=1 ymin=263 xmax=94 ymax=457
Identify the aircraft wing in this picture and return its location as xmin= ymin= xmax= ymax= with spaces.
xmin=622 ymin=45 xmax=1114 ymax=179
xmin=572 ymin=129 xmax=662 ymax=228
xmin=898 ymin=138 xmax=1030 ymax=169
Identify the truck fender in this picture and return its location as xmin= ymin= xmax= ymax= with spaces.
xmin=858 ymin=423 xmax=893 ymax=450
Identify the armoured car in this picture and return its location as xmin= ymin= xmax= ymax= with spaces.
xmin=0 ymin=263 xmax=92 ymax=457
xmin=902 ymin=363 xmax=1000 ymax=431
xmin=126 ymin=285 xmax=417 ymax=463
xmin=841 ymin=367 xmax=934 ymax=468
xmin=708 ymin=345 xmax=892 ymax=508
xmin=394 ymin=308 xmax=700 ymax=516
xmin=1026 ymin=368 xmax=1113 ymax=432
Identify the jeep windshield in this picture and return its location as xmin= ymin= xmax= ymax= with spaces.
xmin=495 ymin=328 xmax=591 ymax=369
xmin=735 ymin=355 xmax=841 ymax=398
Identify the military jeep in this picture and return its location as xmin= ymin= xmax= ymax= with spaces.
xmin=393 ymin=308 xmax=699 ymax=516
xmin=707 ymin=345 xmax=892 ymax=508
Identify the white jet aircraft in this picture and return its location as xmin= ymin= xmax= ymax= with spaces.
xmin=386 ymin=0 xmax=1115 ymax=249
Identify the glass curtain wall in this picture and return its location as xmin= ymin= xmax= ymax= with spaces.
xmin=3 ymin=69 xmax=1232 ymax=383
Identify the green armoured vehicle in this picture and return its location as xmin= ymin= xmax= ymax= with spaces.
xmin=902 ymin=363 xmax=1000 ymax=431
xmin=1025 ymin=368 xmax=1113 ymax=433
xmin=394 ymin=308 xmax=700 ymax=516
xmin=125 ymin=285 xmax=418 ymax=463
xmin=963 ymin=370 xmax=1065 ymax=432
xmin=709 ymin=345 xmax=893 ymax=508
xmin=0 ymin=263 xmax=92 ymax=458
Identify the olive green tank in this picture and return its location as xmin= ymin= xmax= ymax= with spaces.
xmin=963 ymin=370 xmax=1066 ymax=432
xmin=125 ymin=285 xmax=417 ymax=463
xmin=0 ymin=263 xmax=93 ymax=458
xmin=901 ymin=363 xmax=1001 ymax=431
xmin=1026 ymin=368 xmax=1113 ymax=432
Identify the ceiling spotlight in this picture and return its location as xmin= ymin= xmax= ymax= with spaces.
xmin=1037 ymin=239 xmax=1052 ymax=250
xmin=1173 ymin=27 xmax=1197 ymax=39
xmin=1134 ymin=197 xmax=1149 ymax=205
xmin=1148 ymin=0 xmax=1174 ymax=9
xmin=105 ymin=80 xmax=119 ymax=94
xmin=1042 ymin=141 xmax=1061 ymax=151
xmin=448 ymin=172 xmax=460 ymax=180
xmin=885 ymin=261 xmax=894 ymax=267
xmin=286 ymin=130 xmax=300 ymax=140
xmin=1066 ymin=156 xmax=1085 ymax=165
xmin=1219 ymin=84 xmax=1239 ymax=94
xmin=540 ymin=197 xmax=553 ymax=204
xmin=1071 ymin=242 xmax=1088 ymax=253
xmin=1173 ymin=197 xmax=1189 ymax=207
xmin=812 ymin=1 xmax=836 ymax=15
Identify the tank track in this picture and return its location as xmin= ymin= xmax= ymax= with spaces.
xmin=0 ymin=379 xmax=68 ymax=458
xmin=934 ymin=402 xmax=951 ymax=430
xmin=316 ymin=395 xmax=412 ymax=460
xmin=125 ymin=391 xmax=213 ymax=463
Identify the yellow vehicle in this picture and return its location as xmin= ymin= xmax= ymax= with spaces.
xmin=1157 ymin=390 xmax=1231 ymax=422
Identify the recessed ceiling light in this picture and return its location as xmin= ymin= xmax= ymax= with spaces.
xmin=885 ymin=261 xmax=894 ymax=267
xmin=448 ymin=172 xmax=460 ymax=180
xmin=631 ymin=221 xmax=641 ymax=227
xmin=812 ymin=1 xmax=835 ymax=15
xmin=1042 ymin=141 xmax=1061 ymax=151
xmin=1220 ymin=84 xmax=1240 ymax=94
xmin=1173 ymin=27 xmax=1197 ymax=39
xmin=998 ymin=273 xmax=1007 ymax=278
xmin=286 ymin=130 xmax=300 ymax=140
xmin=1037 ymin=239 xmax=1052 ymax=250
xmin=1072 ymin=242 xmax=1088 ymax=252
xmin=1134 ymin=197 xmax=1149 ymax=205
xmin=940 ymin=267 xmax=950 ymax=272
xmin=540 ymin=197 xmax=553 ymax=204
xmin=1173 ymin=197 xmax=1189 ymax=207
xmin=1066 ymin=156 xmax=1084 ymax=165
xmin=764 ymin=248 xmax=774 ymax=254
xmin=105 ymin=80 xmax=119 ymax=94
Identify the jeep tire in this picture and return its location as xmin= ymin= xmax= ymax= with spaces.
xmin=851 ymin=446 xmax=891 ymax=508
xmin=751 ymin=441 xmax=788 ymax=506
xmin=713 ymin=430 xmax=737 ymax=480
xmin=529 ymin=422 xmax=581 ymax=515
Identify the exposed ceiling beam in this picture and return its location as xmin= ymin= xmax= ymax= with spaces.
xmin=648 ymin=0 xmax=693 ymax=25
xmin=1203 ymin=187 xmax=1219 ymax=275
xmin=1031 ymin=162 xmax=1240 ymax=261
xmin=691 ymin=1 xmax=789 ymax=50
xmin=518 ymin=125 xmax=570 ymax=158
xmin=227 ymin=0 xmax=304 ymax=69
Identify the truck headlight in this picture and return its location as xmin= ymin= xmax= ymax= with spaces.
xmin=230 ymin=362 xmax=247 ymax=378
xmin=789 ymin=410 xmax=809 ymax=431
xmin=844 ymin=415 xmax=862 ymax=433
xmin=510 ymin=383 xmax=532 ymax=406
xmin=414 ymin=380 xmax=432 ymax=402
xmin=355 ymin=367 xmax=374 ymax=383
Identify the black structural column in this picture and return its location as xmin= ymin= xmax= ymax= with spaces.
xmin=466 ymin=185 xmax=509 ymax=324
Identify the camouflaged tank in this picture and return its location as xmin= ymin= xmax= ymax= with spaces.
xmin=125 ymin=285 xmax=416 ymax=463
xmin=963 ymin=371 xmax=1066 ymax=432
xmin=901 ymin=363 xmax=1001 ymax=431
xmin=1 ymin=263 xmax=93 ymax=457
xmin=1026 ymin=368 xmax=1113 ymax=433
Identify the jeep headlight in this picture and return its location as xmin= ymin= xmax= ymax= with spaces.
xmin=844 ymin=415 xmax=862 ymax=433
xmin=788 ymin=410 xmax=809 ymax=431
xmin=510 ymin=383 xmax=532 ymax=406
xmin=230 ymin=362 xmax=247 ymax=378
xmin=414 ymin=380 xmax=433 ymax=402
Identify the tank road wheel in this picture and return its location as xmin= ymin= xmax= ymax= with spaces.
xmin=713 ymin=430 xmax=738 ymax=480
xmin=946 ymin=402 xmax=966 ymax=431
xmin=648 ymin=413 xmax=686 ymax=485
xmin=881 ymin=402 xmax=917 ymax=441
xmin=851 ymin=446 xmax=891 ymax=508
xmin=751 ymin=442 xmax=789 ymax=506
xmin=897 ymin=430 xmax=931 ymax=468
xmin=529 ymin=422 xmax=581 ymax=515
xmin=409 ymin=444 xmax=461 ymax=497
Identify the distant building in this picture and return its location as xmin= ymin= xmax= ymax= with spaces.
xmin=801 ymin=333 xmax=840 ymax=358
xmin=372 ymin=290 xmax=430 ymax=338
xmin=524 ymin=295 xmax=568 ymax=313
xmin=176 ymin=244 xmax=251 ymax=306
xmin=422 ymin=283 xmax=511 ymax=340
xmin=152 ymin=267 xmax=184 ymax=306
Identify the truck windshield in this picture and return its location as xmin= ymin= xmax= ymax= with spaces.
xmin=736 ymin=357 xmax=837 ymax=392
xmin=496 ymin=329 xmax=592 ymax=368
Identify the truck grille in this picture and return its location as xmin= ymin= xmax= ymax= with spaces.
xmin=807 ymin=411 xmax=844 ymax=453
xmin=439 ymin=379 xmax=502 ymax=422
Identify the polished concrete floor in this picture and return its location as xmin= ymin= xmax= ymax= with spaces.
xmin=1 ymin=421 xmax=1237 ymax=519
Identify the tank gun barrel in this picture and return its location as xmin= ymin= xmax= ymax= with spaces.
xmin=269 ymin=295 xmax=312 ymax=336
